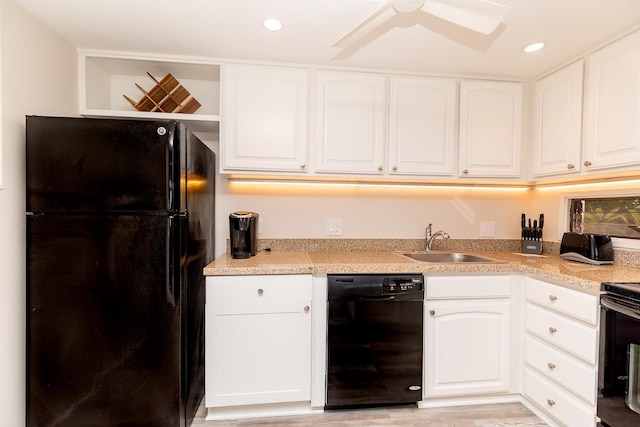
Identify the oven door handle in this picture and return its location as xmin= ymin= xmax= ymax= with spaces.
xmin=601 ymin=295 xmax=640 ymax=321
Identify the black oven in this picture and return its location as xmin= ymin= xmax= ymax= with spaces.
xmin=599 ymin=282 xmax=640 ymax=427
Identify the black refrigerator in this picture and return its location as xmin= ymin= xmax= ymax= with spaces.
xmin=25 ymin=116 xmax=215 ymax=427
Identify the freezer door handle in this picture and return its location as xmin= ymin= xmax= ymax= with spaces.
xmin=166 ymin=216 xmax=177 ymax=307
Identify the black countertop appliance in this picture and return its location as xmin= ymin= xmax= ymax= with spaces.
xmin=25 ymin=116 xmax=215 ymax=427
xmin=229 ymin=211 xmax=258 ymax=258
xmin=560 ymin=232 xmax=613 ymax=265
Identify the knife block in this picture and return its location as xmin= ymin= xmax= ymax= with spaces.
xmin=521 ymin=239 xmax=542 ymax=255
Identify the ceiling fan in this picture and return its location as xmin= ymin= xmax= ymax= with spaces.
xmin=332 ymin=0 xmax=510 ymax=49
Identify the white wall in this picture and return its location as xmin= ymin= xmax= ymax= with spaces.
xmin=214 ymin=177 xmax=535 ymax=256
xmin=0 ymin=0 xmax=77 ymax=424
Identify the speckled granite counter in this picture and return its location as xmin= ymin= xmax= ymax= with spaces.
xmin=204 ymin=248 xmax=640 ymax=295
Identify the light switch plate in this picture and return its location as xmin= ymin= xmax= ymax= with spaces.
xmin=480 ymin=221 xmax=495 ymax=237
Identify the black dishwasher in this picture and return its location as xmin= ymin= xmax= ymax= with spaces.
xmin=326 ymin=274 xmax=424 ymax=409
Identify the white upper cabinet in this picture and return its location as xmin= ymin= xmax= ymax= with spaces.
xmin=583 ymin=30 xmax=640 ymax=171
xmin=532 ymin=61 xmax=584 ymax=177
xmin=388 ymin=76 xmax=457 ymax=176
xmin=79 ymin=50 xmax=220 ymax=132
xmin=314 ymin=71 xmax=386 ymax=174
xmin=221 ymin=64 xmax=309 ymax=173
xmin=459 ymin=80 xmax=523 ymax=178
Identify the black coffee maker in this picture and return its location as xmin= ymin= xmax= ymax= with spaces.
xmin=229 ymin=211 xmax=259 ymax=259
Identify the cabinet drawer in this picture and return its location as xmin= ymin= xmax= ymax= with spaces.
xmin=526 ymin=278 xmax=598 ymax=325
xmin=525 ymin=335 xmax=597 ymax=404
xmin=526 ymin=303 xmax=598 ymax=364
xmin=207 ymin=275 xmax=312 ymax=305
xmin=524 ymin=367 xmax=595 ymax=427
xmin=427 ymin=275 xmax=511 ymax=299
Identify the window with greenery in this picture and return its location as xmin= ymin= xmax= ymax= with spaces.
xmin=570 ymin=197 xmax=640 ymax=239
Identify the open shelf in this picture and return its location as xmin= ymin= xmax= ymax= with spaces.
xmin=79 ymin=50 xmax=221 ymax=132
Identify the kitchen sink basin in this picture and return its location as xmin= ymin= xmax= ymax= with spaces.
xmin=401 ymin=252 xmax=503 ymax=264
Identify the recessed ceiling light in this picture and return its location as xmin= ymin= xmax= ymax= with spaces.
xmin=263 ymin=18 xmax=283 ymax=32
xmin=523 ymin=42 xmax=546 ymax=53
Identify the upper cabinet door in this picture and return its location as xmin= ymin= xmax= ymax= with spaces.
xmin=314 ymin=71 xmax=386 ymax=174
xmin=388 ymin=76 xmax=457 ymax=176
xmin=583 ymin=31 xmax=640 ymax=171
xmin=459 ymin=80 xmax=523 ymax=178
xmin=532 ymin=61 xmax=584 ymax=177
xmin=221 ymin=64 xmax=309 ymax=173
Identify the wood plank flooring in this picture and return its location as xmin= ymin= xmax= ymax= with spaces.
xmin=192 ymin=402 xmax=548 ymax=426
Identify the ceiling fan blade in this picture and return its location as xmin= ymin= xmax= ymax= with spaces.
xmin=332 ymin=1 xmax=397 ymax=48
xmin=421 ymin=0 xmax=510 ymax=34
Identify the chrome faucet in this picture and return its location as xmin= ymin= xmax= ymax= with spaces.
xmin=425 ymin=223 xmax=450 ymax=252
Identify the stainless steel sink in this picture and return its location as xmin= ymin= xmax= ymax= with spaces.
xmin=401 ymin=252 xmax=503 ymax=263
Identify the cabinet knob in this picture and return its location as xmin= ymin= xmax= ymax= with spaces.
xmin=548 ymin=326 xmax=557 ymax=334
xmin=567 ymin=164 xmax=575 ymax=169
xmin=304 ymin=305 xmax=310 ymax=312
xmin=547 ymin=362 xmax=557 ymax=370
xmin=548 ymin=295 xmax=558 ymax=302
xmin=584 ymin=160 xmax=592 ymax=167
xmin=547 ymin=399 xmax=556 ymax=407
xmin=300 ymin=164 xmax=306 ymax=169
xmin=462 ymin=169 xmax=469 ymax=174
xmin=257 ymin=288 xmax=264 ymax=296
xmin=378 ymin=165 xmax=383 ymax=171
xmin=392 ymin=165 xmax=397 ymax=171
xmin=429 ymin=310 xmax=435 ymax=316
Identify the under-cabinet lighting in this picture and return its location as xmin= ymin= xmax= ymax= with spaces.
xmin=263 ymin=18 xmax=284 ymax=31
xmin=535 ymin=177 xmax=640 ymax=191
xmin=228 ymin=177 xmax=531 ymax=191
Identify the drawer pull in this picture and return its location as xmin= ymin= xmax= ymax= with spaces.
xmin=429 ymin=310 xmax=435 ymax=316
xmin=257 ymin=288 xmax=264 ymax=296
xmin=567 ymin=163 xmax=575 ymax=169
xmin=548 ymin=294 xmax=558 ymax=302
xmin=549 ymin=326 xmax=558 ymax=334
xmin=547 ymin=362 xmax=556 ymax=370
xmin=584 ymin=160 xmax=592 ymax=167
xmin=547 ymin=399 xmax=556 ymax=407
xmin=304 ymin=305 xmax=310 ymax=312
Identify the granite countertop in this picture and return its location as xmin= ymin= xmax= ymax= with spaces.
xmin=203 ymin=248 xmax=640 ymax=295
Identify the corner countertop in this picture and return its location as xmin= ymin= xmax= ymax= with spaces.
xmin=203 ymin=249 xmax=640 ymax=295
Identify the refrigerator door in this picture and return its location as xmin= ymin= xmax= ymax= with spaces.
xmin=26 ymin=116 xmax=180 ymax=214
xmin=26 ymin=214 xmax=183 ymax=427
xmin=180 ymin=125 xmax=216 ymax=419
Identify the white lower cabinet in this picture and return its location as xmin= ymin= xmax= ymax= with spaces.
xmin=524 ymin=367 xmax=595 ymax=427
xmin=425 ymin=276 xmax=512 ymax=397
xmin=205 ymin=275 xmax=313 ymax=409
xmin=522 ymin=277 xmax=598 ymax=426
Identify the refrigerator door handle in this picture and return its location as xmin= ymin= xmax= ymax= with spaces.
xmin=166 ymin=216 xmax=177 ymax=307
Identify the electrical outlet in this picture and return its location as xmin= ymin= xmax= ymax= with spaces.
xmin=480 ymin=221 xmax=495 ymax=237
xmin=326 ymin=219 xmax=342 ymax=236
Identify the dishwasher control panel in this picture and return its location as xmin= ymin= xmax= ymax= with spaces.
xmin=328 ymin=273 xmax=424 ymax=301
xmin=383 ymin=276 xmax=423 ymax=295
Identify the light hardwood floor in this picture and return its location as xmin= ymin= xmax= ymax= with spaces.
xmin=193 ymin=402 xmax=548 ymax=426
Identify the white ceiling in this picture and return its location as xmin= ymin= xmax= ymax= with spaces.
xmin=12 ymin=0 xmax=640 ymax=80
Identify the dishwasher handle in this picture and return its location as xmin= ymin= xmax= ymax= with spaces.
xmin=358 ymin=295 xmax=396 ymax=301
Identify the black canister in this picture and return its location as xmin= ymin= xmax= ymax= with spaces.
xmin=229 ymin=211 xmax=259 ymax=259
